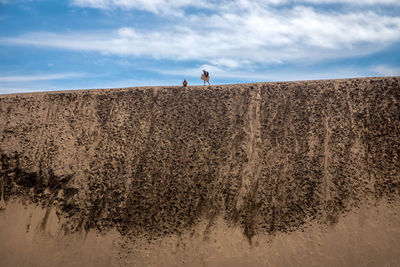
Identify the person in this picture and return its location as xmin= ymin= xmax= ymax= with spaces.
xmin=201 ymin=70 xmax=210 ymax=86
xmin=182 ymin=79 xmax=188 ymax=87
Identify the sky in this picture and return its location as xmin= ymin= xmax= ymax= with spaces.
xmin=0 ymin=0 xmax=400 ymax=94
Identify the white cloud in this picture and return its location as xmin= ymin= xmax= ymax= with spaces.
xmin=299 ymin=0 xmax=399 ymax=4
xmin=3 ymin=4 xmax=400 ymax=70
xmin=71 ymin=0 xmax=214 ymax=14
xmin=71 ymin=0 xmax=400 ymax=13
xmin=0 ymin=76 xmax=178 ymax=94
xmin=0 ymin=73 xmax=86 ymax=82
xmin=0 ymin=0 xmax=33 ymax=4
xmin=371 ymin=65 xmax=400 ymax=76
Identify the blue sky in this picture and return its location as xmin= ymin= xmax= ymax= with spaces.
xmin=0 ymin=0 xmax=399 ymax=94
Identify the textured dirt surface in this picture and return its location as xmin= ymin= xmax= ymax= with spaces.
xmin=0 ymin=77 xmax=399 ymax=265
xmin=1 ymin=200 xmax=399 ymax=267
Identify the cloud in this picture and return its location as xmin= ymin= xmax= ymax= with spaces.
xmin=371 ymin=65 xmax=400 ymax=76
xmin=3 ymin=4 xmax=400 ymax=71
xmin=0 ymin=73 xmax=86 ymax=82
xmin=0 ymin=76 xmax=177 ymax=94
xmin=71 ymin=0 xmax=214 ymax=15
xmin=0 ymin=0 xmax=33 ymax=4
xmin=71 ymin=0 xmax=400 ymax=13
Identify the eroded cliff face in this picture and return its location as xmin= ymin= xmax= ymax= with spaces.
xmin=0 ymin=77 xmax=399 ymax=250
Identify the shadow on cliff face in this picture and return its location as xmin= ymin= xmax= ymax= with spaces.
xmin=0 ymin=152 xmax=79 ymax=221
xmin=0 ymin=77 xmax=399 ymax=243
xmin=1 ymin=153 xmax=43 ymax=197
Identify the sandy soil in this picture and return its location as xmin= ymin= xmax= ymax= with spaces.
xmin=0 ymin=200 xmax=399 ymax=266
xmin=0 ymin=77 xmax=399 ymax=265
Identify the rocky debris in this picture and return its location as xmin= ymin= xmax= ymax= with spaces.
xmin=0 ymin=77 xmax=399 ymax=241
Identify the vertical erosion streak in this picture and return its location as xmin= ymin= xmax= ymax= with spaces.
xmin=0 ymin=175 xmax=4 ymax=209
xmin=323 ymin=116 xmax=332 ymax=208
xmin=236 ymin=86 xmax=262 ymax=211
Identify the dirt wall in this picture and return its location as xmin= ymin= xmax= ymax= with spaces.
xmin=0 ymin=77 xmax=399 ymax=266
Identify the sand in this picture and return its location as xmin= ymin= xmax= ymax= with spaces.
xmin=0 ymin=77 xmax=399 ymax=266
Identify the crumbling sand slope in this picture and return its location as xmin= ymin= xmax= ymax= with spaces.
xmin=0 ymin=77 xmax=399 ymax=266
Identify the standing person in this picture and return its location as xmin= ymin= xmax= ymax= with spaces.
xmin=182 ymin=79 xmax=188 ymax=87
xmin=201 ymin=70 xmax=210 ymax=86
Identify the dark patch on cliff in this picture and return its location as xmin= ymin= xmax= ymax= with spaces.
xmin=0 ymin=77 xmax=399 ymax=241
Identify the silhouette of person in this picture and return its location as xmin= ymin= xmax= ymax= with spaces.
xmin=201 ymin=70 xmax=210 ymax=86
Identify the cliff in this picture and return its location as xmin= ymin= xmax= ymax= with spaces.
xmin=0 ymin=77 xmax=399 ymax=265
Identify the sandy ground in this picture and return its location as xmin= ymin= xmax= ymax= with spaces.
xmin=0 ymin=200 xmax=399 ymax=267
xmin=0 ymin=77 xmax=399 ymax=266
